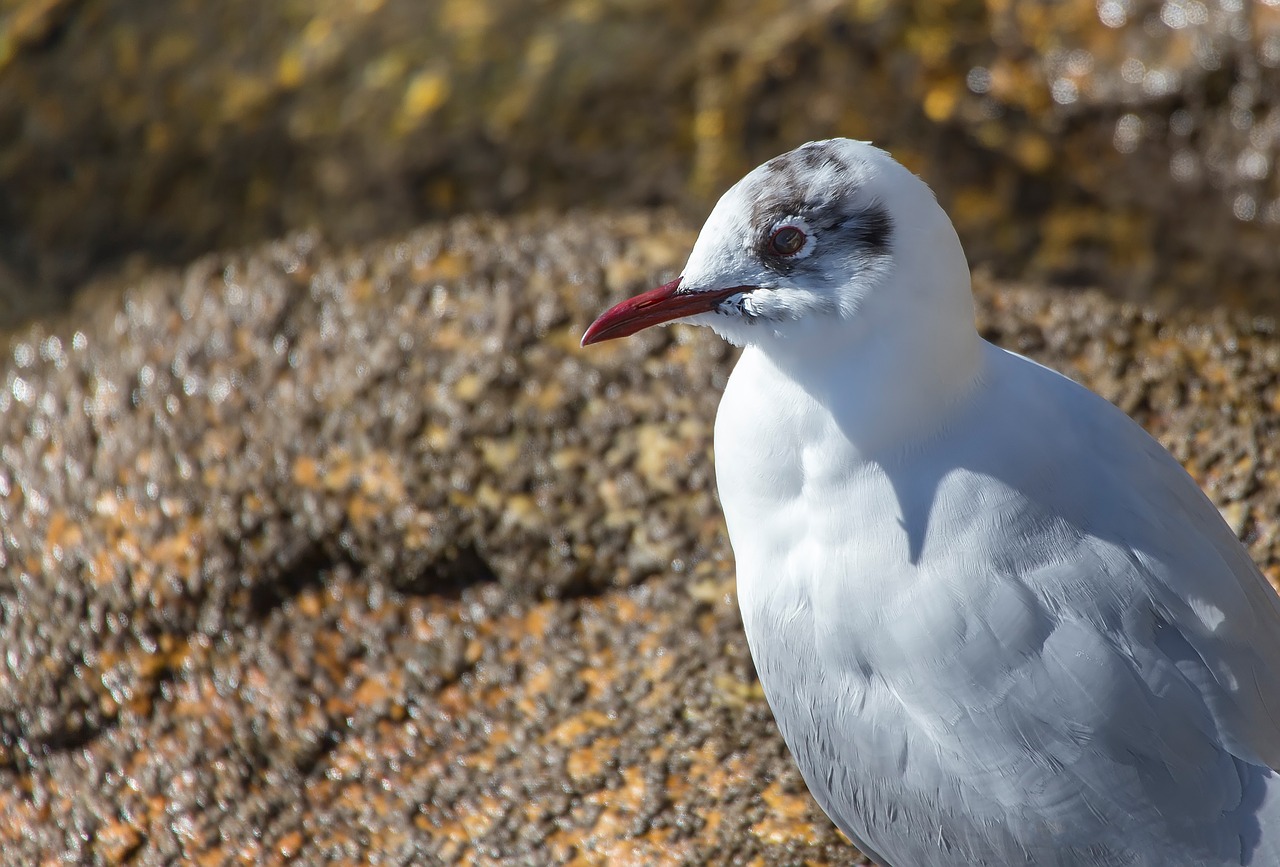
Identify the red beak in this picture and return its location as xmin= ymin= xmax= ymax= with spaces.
xmin=580 ymin=278 xmax=751 ymax=346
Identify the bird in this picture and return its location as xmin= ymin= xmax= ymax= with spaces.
xmin=581 ymin=138 xmax=1280 ymax=866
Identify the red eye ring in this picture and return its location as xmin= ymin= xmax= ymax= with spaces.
xmin=769 ymin=225 xmax=807 ymax=256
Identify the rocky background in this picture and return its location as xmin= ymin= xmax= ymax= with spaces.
xmin=2 ymin=1 xmax=1280 ymax=865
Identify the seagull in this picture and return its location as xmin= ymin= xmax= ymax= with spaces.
xmin=581 ymin=139 xmax=1280 ymax=866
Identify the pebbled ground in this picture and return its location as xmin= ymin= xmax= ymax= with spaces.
xmin=1 ymin=211 xmax=1278 ymax=864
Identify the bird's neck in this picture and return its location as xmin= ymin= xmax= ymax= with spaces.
xmin=748 ymin=299 xmax=985 ymax=459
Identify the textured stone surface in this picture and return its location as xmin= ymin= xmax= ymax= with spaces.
xmin=0 ymin=211 xmax=1278 ymax=863
xmin=3 ymin=0 xmax=1280 ymax=325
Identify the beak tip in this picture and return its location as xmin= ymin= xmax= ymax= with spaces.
xmin=578 ymin=277 xmax=693 ymax=350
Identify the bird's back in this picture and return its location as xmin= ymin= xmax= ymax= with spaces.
xmin=717 ymin=341 xmax=1280 ymax=866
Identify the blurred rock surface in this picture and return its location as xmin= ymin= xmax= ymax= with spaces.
xmin=3 ymin=0 xmax=1280 ymax=325
xmin=1 ymin=211 xmax=1279 ymax=863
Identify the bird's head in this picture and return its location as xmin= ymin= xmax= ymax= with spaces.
xmin=582 ymin=139 xmax=972 ymax=351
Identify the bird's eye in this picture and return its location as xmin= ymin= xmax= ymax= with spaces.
xmin=769 ymin=225 xmax=807 ymax=256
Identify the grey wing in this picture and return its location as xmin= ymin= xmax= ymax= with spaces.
xmin=784 ymin=537 xmax=1280 ymax=866
xmin=979 ymin=348 xmax=1280 ymax=780
xmin=1031 ymin=355 xmax=1280 ymax=774
xmin=767 ymin=362 xmax=1280 ymax=867
xmin=1121 ymin=421 xmax=1280 ymax=772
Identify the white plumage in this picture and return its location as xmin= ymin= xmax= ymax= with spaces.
xmin=583 ymin=139 xmax=1280 ymax=866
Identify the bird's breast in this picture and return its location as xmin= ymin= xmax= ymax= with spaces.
xmin=713 ymin=348 xmax=1067 ymax=678
xmin=714 ymin=353 xmax=928 ymax=642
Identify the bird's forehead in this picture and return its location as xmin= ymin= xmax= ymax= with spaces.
xmin=742 ymin=141 xmax=869 ymax=228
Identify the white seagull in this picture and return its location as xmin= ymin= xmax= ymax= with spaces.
xmin=582 ymin=139 xmax=1280 ymax=866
